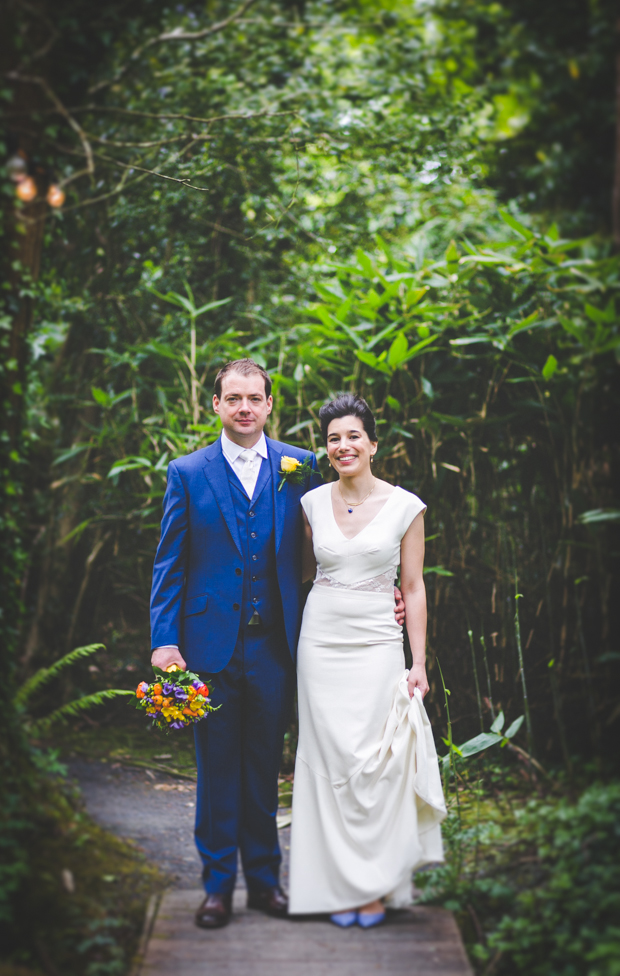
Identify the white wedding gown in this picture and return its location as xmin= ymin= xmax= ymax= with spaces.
xmin=288 ymin=483 xmax=446 ymax=914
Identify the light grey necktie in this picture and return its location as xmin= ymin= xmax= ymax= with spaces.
xmin=237 ymin=448 xmax=259 ymax=498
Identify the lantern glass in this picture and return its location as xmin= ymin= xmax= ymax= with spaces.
xmin=16 ymin=177 xmax=37 ymax=202
xmin=47 ymin=184 xmax=66 ymax=208
xmin=7 ymin=153 xmax=28 ymax=182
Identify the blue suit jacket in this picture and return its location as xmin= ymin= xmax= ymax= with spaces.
xmin=150 ymin=435 xmax=321 ymax=673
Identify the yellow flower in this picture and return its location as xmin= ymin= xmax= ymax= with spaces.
xmin=280 ymin=456 xmax=301 ymax=473
xmin=166 ymin=663 xmax=181 ymax=673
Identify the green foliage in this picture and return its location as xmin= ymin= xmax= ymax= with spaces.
xmin=3 ymin=775 xmax=164 ymax=974
xmin=14 ymin=644 xmax=132 ymax=737
xmin=418 ymin=782 xmax=620 ymax=976
xmin=2 ymin=0 xmax=619 ymax=964
xmin=30 ymin=689 xmax=133 ymax=738
xmin=15 ymin=644 xmax=105 ymax=708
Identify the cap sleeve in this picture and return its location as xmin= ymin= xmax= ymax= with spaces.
xmin=402 ymin=490 xmax=427 ymax=534
xmin=300 ymin=485 xmax=319 ymax=526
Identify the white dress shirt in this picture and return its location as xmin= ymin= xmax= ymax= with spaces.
xmin=220 ymin=429 xmax=268 ymax=499
xmin=153 ymin=430 xmax=269 ymax=655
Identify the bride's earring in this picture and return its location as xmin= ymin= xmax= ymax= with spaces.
xmin=371 ymin=454 xmax=375 ymax=464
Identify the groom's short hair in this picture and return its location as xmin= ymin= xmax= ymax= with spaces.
xmin=214 ymin=359 xmax=272 ymax=399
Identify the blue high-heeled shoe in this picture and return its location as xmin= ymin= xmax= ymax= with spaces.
xmin=357 ymin=910 xmax=386 ymax=929
xmin=330 ymin=911 xmax=357 ymax=928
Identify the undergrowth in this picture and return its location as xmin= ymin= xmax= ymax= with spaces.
xmin=417 ymin=767 xmax=620 ymax=976
xmin=2 ymin=754 xmax=164 ymax=976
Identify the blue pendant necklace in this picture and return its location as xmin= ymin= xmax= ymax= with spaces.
xmin=338 ymin=478 xmax=377 ymax=513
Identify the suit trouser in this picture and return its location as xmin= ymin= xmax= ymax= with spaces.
xmin=194 ymin=626 xmax=296 ymax=894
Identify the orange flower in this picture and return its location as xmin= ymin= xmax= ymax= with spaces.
xmin=136 ymin=681 xmax=149 ymax=699
xmin=153 ymin=683 xmax=163 ymax=696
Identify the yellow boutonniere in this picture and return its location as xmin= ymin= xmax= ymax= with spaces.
xmin=278 ymin=454 xmax=312 ymax=491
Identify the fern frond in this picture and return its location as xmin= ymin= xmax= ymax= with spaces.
xmin=15 ymin=644 xmax=105 ymax=708
xmin=29 ymin=689 xmax=134 ymax=735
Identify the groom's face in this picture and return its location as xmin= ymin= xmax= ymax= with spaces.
xmin=213 ymin=371 xmax=273 ymax=445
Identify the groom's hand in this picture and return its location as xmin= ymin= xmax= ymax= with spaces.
xmin=394 ymin=586 xmax=405 ymax=626
xmin=151 ymin=645 xmax=187 ymax=672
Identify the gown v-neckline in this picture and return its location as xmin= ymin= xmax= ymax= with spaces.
xmin=329 ymin=483 xmax=399 ymax=542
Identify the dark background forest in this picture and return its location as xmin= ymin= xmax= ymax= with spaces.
xmin=1 ymin=1 xmax=619 ymax=974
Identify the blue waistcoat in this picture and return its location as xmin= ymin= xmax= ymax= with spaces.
xmin=228 ymin=457 xmax=282 ymax=632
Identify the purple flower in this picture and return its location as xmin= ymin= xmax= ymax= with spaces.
xmin=170 ymin=720 xmax=185 ymax=729
xmin=192 ymin=679 xmax=203 ymax=690
xmin=162 ymin=682 xmax=174 ymax=695
xmin=174 ymin=688 xmax=187 ymax=700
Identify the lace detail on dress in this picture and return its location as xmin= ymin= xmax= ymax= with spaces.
xmin=314 ymin=565 xmax=396 ymax=593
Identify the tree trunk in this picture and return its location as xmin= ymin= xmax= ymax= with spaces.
xmin=613 ymin=17 xmax=620 ymax=248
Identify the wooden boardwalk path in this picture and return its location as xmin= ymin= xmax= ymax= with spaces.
xmin=134 ymin=888 xmax=473 ymax=976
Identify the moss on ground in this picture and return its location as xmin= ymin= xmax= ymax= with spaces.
xmin=4 ymin=768 xmax=165 ymax=975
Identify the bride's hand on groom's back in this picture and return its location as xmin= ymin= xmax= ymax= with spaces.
xmin=407 ymin=663 xmax=429 ymax=699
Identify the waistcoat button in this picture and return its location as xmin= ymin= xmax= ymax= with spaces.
xmin=252 ymin=575 xmax=258 ymax=582
xmin=233 ymin=603 xmax=240 ymax=611
xmin=252 ymin=554 xmax=258 ymax=561
xmin=250 ymin=532 xmax=257 ymax=539
xmin=249 ymin=510 xmax=255 ymax=517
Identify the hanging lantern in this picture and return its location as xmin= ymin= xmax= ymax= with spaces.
xmin=47 ymin=184 xmax=65 ymax=208
xmin=7 ymin=152 xmax=28 ymax=183
xmin=16 ymin=176 xmax=37 ymax=202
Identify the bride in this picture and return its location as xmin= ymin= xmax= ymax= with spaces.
xmin=288 ymin=393 xmax=446 ymax=928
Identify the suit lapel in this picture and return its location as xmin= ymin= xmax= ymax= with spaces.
xmin=268 ymin=438 xmax=287 ymax=554
xmin=251 ymin=455 xmax=271 ymax=506
xmin=202 ymin=440 xmax=243 ymax=557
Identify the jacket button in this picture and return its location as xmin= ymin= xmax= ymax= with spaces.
xmin=250 ymin=532 xmax=257 ymax=539
xmin=252 ymin=554 xmax=258 ymax=561
xmin=253 ymin=597 xmax=259 ymax=604
xmin=235 ymin=568 xmax=242 ymax=576
xmin=233 ymin=603 xmax=240 ymax=611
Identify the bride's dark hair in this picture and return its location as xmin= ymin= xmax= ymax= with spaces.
xmin=319 ymin=393 xmax=378 ymax=444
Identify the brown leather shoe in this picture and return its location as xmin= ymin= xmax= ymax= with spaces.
xmin=247 ymin=885 xmax=288 ymax=918
xmin=195 ymin=891 xmax=233 ymax=929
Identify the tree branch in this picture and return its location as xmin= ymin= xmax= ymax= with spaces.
xmin=7 ymin=71 xmax=95 ymax=179
xmin=88 ymin=0 xmax=258 ymax=95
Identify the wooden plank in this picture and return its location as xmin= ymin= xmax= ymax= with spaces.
xmin=138 ymin=889 xmax=473 ymax=976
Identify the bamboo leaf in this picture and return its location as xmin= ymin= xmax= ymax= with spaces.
xmin=499 ymin=209 xmax=534 ymax=239
xmin=491 ymin=710 xmax=505 ymax=733
xmin=542 ymin=354 xmax=558 ymax=380
xmin=504 ymin=715 xmax=525 ymax=738
xmin=387 ymin=332 xmax=408 ymax=367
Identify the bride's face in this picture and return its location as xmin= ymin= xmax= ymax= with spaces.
xmin=326 ymin=415 xmax=377 ymax=476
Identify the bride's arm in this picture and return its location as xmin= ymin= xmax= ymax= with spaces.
xmin=301 ymin=509 xmax=317 ymax=583
xmin=400 ymin=512 xmax=429 ymax=698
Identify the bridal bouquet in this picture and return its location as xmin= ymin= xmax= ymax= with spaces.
xmin=133 ymin=665 xmax=219 ymax=731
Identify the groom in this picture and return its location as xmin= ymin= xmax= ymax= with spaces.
xmin=150 ymin=358 xmax=404 ymax=928
xmin=150 ymin=358 xmax=321 ymax=927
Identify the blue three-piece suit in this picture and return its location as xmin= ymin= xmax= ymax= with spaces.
xmin=150 ymin=436 xmax=320 ymax=894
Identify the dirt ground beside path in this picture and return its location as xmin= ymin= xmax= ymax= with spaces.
xmin=69 ymin=759 xmax=291 ymax=892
